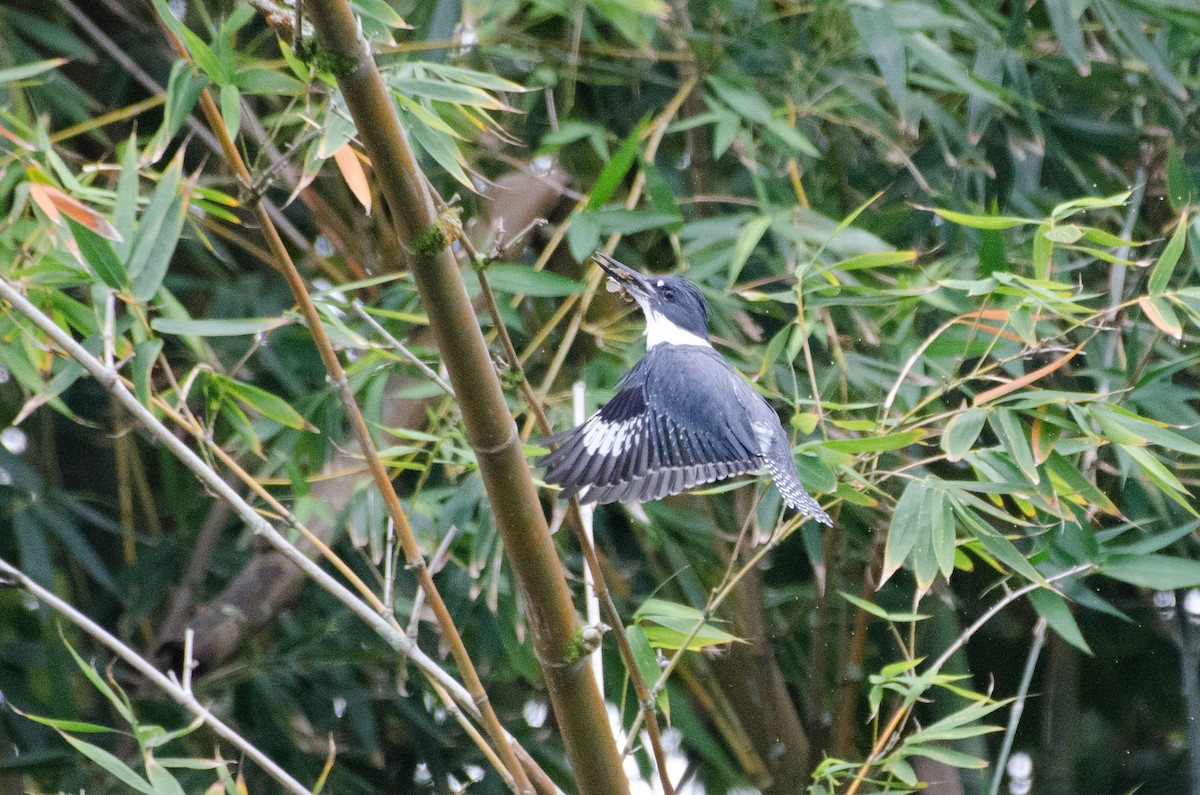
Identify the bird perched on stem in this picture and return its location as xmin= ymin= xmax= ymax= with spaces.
xmin=539 ymin=253 xmax=832 ymax=530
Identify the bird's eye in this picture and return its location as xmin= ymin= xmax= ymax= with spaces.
xmin=662 ymin=287 xmax=676 ymax=302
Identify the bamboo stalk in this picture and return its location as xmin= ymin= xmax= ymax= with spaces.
xmin=303 ymin=2 xmax=628 ymax=791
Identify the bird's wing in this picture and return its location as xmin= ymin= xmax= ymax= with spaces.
xmin=539 ymin=348 xmax=765 ymax=504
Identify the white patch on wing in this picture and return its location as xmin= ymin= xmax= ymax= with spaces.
xmin=582 ymin=416 xmax=640 ymax=456
xmin=751 ymin=421 xmax=775 ymax=455
xmin=643 ymin=307 xmax=711 ymax=349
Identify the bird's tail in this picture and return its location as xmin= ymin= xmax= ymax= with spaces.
xmin=765 ymin=452 xmax=833 ymax=528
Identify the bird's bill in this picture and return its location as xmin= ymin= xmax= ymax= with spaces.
xmin=592 ymin=252 xmax=653 ymax=299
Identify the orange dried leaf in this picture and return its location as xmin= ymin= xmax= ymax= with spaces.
xmin=332 ymin=143 xmax=371 ymax=215
xmin=1138 ymin=295 xmax=1183 ymax=340
xmin=0 ymin=123 xmax=35 ymax=151
xmin=28 ymin=183 xmax=123 ymax=241
xmin=972 ymin=340 xmax=1086 ymax=407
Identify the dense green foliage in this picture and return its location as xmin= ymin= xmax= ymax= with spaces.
xmin=1 ymin=0 xmax=1199 ymax=793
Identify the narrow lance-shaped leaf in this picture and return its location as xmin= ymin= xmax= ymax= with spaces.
xmin=57 ymin=732 xmax=156 ymax=794
xmin=943 ymin=407 xmax=987 ymax=462
xmin=68 ymin=219 xmax=127 ymax=290
xmin=881 ymin=480 xmax=926 ymax=587
xmin=1104 ymin=554 xmax=1200 ymax=589
xmin=912 ymin=484 xmax=942 ymax=591
xmin=1029 ymin=589 xmax=1091 ymax=654
xmin=1147 ymin=209 xmax=1189 ymax=294
xmin=727 ymin=214 xmax=772 ymax=286
xmin=588 ymin=114 xmax=650 ymax=210
xmin=989 ymin=409 xmax=1039 ymax=485
xmin=1139 ymin=295 xmax=1183 ymax=339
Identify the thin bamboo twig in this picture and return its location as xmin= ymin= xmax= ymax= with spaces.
xmin=0 ymin=556 xmax=314 ymax=795
xmin=350 ymin=301 xmax=456 ymax=396
xmin=988 ymin=618 xmax=1047 ymax=795
xmin=574 ymin=382 xmax=603 ymax=697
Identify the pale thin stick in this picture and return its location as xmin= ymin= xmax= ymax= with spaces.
xmin=350 ymin=300 xmax=455 ymax=397
xmin=0 ymin=556 xmax=313 ymax=795
xmin=573 ymin=381 xmax=604 ymax=699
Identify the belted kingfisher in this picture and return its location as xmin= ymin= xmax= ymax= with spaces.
xmin=539 ymin=253 xmax=832 ymax=527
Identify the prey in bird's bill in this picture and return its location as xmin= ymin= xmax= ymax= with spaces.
xmin=539 ymin=253 xmax=832 ymax=530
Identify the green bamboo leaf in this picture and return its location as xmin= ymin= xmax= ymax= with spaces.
xmin=626 ymin=624 xmax=669 ymax=716
xmin=421 ymin=63 xmax=531 ymax=93
xmin=1029 ymin=589 xmax=1091 ymax=654
xmin=1032 ymin=221 xmax=1053 ymax=277
xmin=824 ymin=429 xmax=926 ymax=454
xmin=1043 ymin=224 xmax=1084 ymax=244
xmin=926 ymin=207 xmax=1034 ymax=230
xmin=727 ymin=214 xmax=772 ymax=285
xmin=635 ymin=598 xmax=740 ymax=650
xmin=1166 ymin=140 xmax=1197 ymax=210
xmin=851 ymin=6 xmax=908 ymax=122
xmin=954 ymin=504 xmax=1045 ymax=584
xmin=145 ymin=755 xmax=186 ymax=795
xmin=889 ymin=758 xmax=918 ymax=786
xmin=150 ymin=317 xmax=292 ymax=337
xmin=1108 ymin=521 xmax=1200 ymax=556
xmin=1147 ymin=209 xmax=1189 ymax=294
xmin=10 ymin=707 xmax=115 ymax=734
xmin=408 ymin=120 xmax=473 ymax=191
xmin=68 ymin=219 xmax=126 ymax=289
xmin=932 ymin=489 xmax=957 ymax=580
xmin=482 ymin=265 xmax=583 ymax=297
xmin=588 ymin=115 xmax=649 ymax=209
xmin=217 ymin=377 xmax=308 ymax=430
xmin=763 ymin=117 xmax=819 ymax=157
xmin=58 ymin=732 xmax=155 ymax=794
xmin=1042 ymin=452 xmax=1120 ymax=516
xmin=840 ymin=591 xmax=930 ymax=621
xmin=113 ymin=132 xmax=141 ymax=256
xmin=1119 ymin=444 xmax=1200 ymax=516
xmin=1103 ymin=554 xmax=1200 ymax=589
xmin=989 ymin=409 xmax=1039 ymax=485
xmin=390 ymin=77 xmax=513 ymax=110
xmin=126 ymin=152 xmax=184 ymax=295
xmin=352 ymin=0 xmax=410 ymax=30
xmin=0 ymin=57 xmax=67 ymax=83
xmin=214 ymin=389 xmax=262 ymax=456
xmin=150 ymin=0 xmax=227 ymax=83
xmin=144 ymin=62 xmax=207 ymax=165
xmin=833 ymin=250 xmax=918 ymax=272
xmin=1091 ymin=404 xmax=1200 ymax=456
xmin=905 ymin=744 xmax=988 ymax=769
xmin=882 ymin=480 xmax=926 ymax=586
xmin=1044 ymin=0 xmax=1089 ymax=74
xmin=219 ymin=83 xmax=241 ymax=142
xmin=566 ymin=210 xmax=602 ymax=262
xmin=706 ymin=76 xmax=773 ymax=125
xmin=909 ymin=485 xmax=937 ymax=590
xmin=943 ymin=407 xmax=987 ymax=462
xmin=59 ymin=631 xmax=135 ymax=725
xmin=1050 ymin=191 xmax=1132 ymax=221
xmin=1090 ymin=0 xmax=1186 ymax=100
